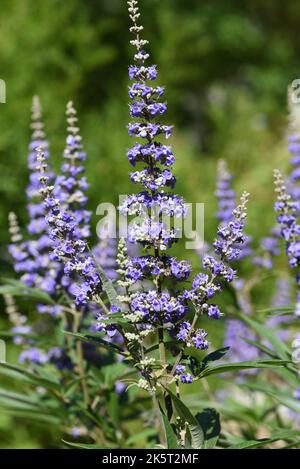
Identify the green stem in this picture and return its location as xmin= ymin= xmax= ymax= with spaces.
xmin=158 ymin=327 xmax=173 ymax=421
xmin=73 ymin=310 xmax=90 ymax=407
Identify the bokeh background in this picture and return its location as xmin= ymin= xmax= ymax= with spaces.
xmin=1 ymin=0 xmax=300 ymax=447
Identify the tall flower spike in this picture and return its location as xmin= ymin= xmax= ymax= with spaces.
xmin=111 ymin=1 xmax=251 ymax=388
xmin=215 ymin=163 xmax=256 ymax=357
xmin=274 ymin=169 xmax=300 ymax=305
xmin=55 ymin=101 xmax=90 ymax=240
xmin=8 ymin=98 xmax=61 ymax=299
xmin=27 ymin=95 xmax=52 ymax=218
xmin=25 ymin=96 xmax=60 ymax=297
xmin=120 ymin=0 xmax=191 ymax=336
xmin=215 ymin=160 xmax=251 ymax=259
xmin=37 ymin=147 xmax=102 ymax=307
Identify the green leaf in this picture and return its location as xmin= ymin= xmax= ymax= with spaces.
xmin=242 ymin=337 xmax=278 ymax=359
xmin=195 ymin=408 xmax=220 ymax=449
xmin=166 ymin=388 xmax=204 ymax=449
xmin=62 ymin=440 xmax=106 ymax=449
xmin=202 ymin=347 xmax=230 ymax=368
xmin=199 ymin=359 xmax=288 ymax=377
xmin=78 ymin=405 xmax=115 ymax=439
xmin=97 ymin=312 xmax=128 ymax=326
xmin=0 ymin=363 xmax=61 ymax=390
xmin=242 ymin=382 xmax=300 ymax=414
xmin=158 ymin=403 xmax=178 ymax=449
xmin=90 ymin=252 xmax=123 ymax=310
xmin=258 ymin=305 xmax=295 ymax=314
xmin=0 ymin=407 xmax=61 ymax=425
xmin=183 ymin=347 xmax=230 ymax=377
xmin=102 ymin=362 xmax=128 ymax=387
xmin=106 ymin=391 xmax=120 ymax=425
xmin=0 ymin=279 xmax=54 ymax=304
xmin=125 ymin=428 xmax=158 ymax=445
xmin=64 ymin=331 xmax=125 ymax=354
xmin=241 ymin=315 xmax=291 ymax=360
xmin=228 ymin=430 xmax=300 ymax=449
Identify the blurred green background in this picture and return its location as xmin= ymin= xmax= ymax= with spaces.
xmin=1 ymin=0 xmax=300 ymax=447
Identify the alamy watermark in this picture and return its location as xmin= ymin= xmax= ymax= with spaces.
xmin=95 ymin=197 xmax=205 ymax=251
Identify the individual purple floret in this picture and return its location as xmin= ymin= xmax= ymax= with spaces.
xmin=294 ymin=389 xmax=300 ymax=401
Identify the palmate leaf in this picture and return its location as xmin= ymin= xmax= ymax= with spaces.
xmin=0 ymin=278 xmax=54 ymax=304
xmin=158 ymin=403 xmax=178 ymax=449
xmin=166 ymin=388 xmax=204 ymax=449
xmin=199 ymin=359 xmax=289 ymax=378
xmin=228 ymin=430 xmax=300 ymax=449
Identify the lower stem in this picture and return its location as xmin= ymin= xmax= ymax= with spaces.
xmin=158 ymin=327 xmax=173 ymax=421
xmin=73 ymin=310 xmax=90 ymax=407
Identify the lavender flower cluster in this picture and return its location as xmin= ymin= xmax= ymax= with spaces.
xmin=215 ymin=157 xmax=294 ymax=365
xmin=92 ymin=0 xmax=251 ymax=387
xmin=8 ymin=97 xmax=60 ymax=300
xmin=7 ymin=99 xmax=122 ymax=370
xmin=274 ymin=169 xmax=300 ymax=302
